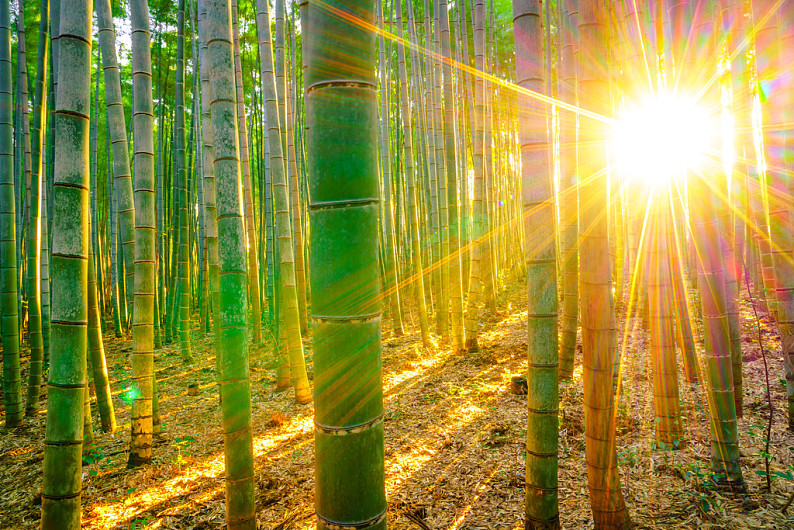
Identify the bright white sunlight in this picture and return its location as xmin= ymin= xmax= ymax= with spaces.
xmin=612 ymin=93 xmax=716 ymax=184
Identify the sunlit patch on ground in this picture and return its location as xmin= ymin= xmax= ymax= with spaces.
xmin=3 ymin=278 xmax=794 ymax=528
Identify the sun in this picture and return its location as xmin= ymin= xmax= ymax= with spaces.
xmin=612 ymin=94 xmax=716 ymax=186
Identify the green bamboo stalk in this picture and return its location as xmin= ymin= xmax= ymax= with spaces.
xmin=673 ymin=0 xmax=743 ymax=487
xmin=405 ymin=0 xmax=434 ymax=320
xmin=422 ymin=0 xmax=441 ymax=327
xmin=24 ymin=0 xmax=49 ymax=417
xmin=175 ymin=0 xmax=192 ymax=362
xmin=17 ymin=0 xmax=32 ymax=337
xmin=256 ymin=0 xmax=311 ymax=404
xmin=197 ymin=0 xmax=221 ymax=354
xmin=43 ymin=43 xmax=54 ymax=361
xmin=453 ymin=2 xmax=472 ymax=298
xmin=13 ymin=10 xmax=23 ymax=329
xmin=669 ymin=179 xmax=698 ymax=384
xmin=108 ymin=138 xmax=122 ymax=338
xmin=558 ymin=0 xmax=579 ymax=380
xmin=306 ymin=0 xmax=386 ymax=525
xmin=128 ymin=0 xmax=157 ymax=467
xmin=721 ymin=0 xmax=749 ymax=410
xmin=433 ymin=0 xmax=450 ymax=342
xmin=464 ymin=0 xmax=487 ymax=352
xmin=90 ymin=51 xmax=100 ymax=343
xmin=118 ymin=212 xmax=129 ymax=327
xmin=40 ymin=0 xmax=92 ymax=525
xmin=88 ymin=217 xmax=116 ymax=433
xmin=230 ymin=0 xmax=263 ymax=346
xmin=83 ymin=373 xmax=94 ymax=447
xmin=513 ymin=0 xmax=559 ymax=526
xmin=377 ymin=0 xmax=403 ymax=336
xmin=156 ymin=26 xmax=166 ymax=347
xmin=185 ymin=3 xmax=204 ymax=333
xmin=40 ymin=131 xmax=51 ymax=365
xmin=285 ymin=23 xmax=308 ymax=336
xmin=275 ymin=0 xmax=288 ymax=177
xmin=396 ymin=0 xmax=431 ymax=348
xmin=481 ymin=0 xmax=496 ymax=311
xmin=439 ymin=0 xmax=465 ymax=351
xmin=97 ymin=0 xmax=136 ymax=339
xmin=0 ymin=0 xmax=23 ymax=428
xmin=191 ymin=0 xmax=206 ymax=336
xmin=203 ymin=0 xmax=256 ymax=526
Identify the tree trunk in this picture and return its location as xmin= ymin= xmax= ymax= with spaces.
xmin=257 ymin=0 xmax=312 ymax=404
xmin=558 ymin=0 xmax=579 ymax=380
xmin=176 ymin=0 xmax=193 ymax=362
xmin=41 ymin=0 xmax=92 ymax=526
xmin=88 ymin=218 xmax=116 ymax=433
xmin=128 ymin=0 xmax=158 ymax=467
xmin=578 ymin=1 xmax=631 ymax=526
xmin=0 ymin=0 xmax=23 ymax=428
xmin=439 ymin=0 xmax=465 ymax=351
xmin=197 ymin=0 xmax=221 ymax=365
xmin=24 ymin=0 xmax=49 ymax=417
xmin=396 ymin=0 xmax=431 ymax=348
xmin=513 ymin=0 xmax=560 ymax=526
xmin=464 ymin=0 xmax=487 ymax=353
xmin=306 ymin=0 xmax=387 ymax=525
xmin=377 ymin=0 xmax=403 ymax=336
xmin=203 ymin=0 xmax=257 ymax=526
xmin=231 ymin=0 xmax=263 ymax=345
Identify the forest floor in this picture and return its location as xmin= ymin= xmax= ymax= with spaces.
xmin=3 ymin=272 xmax=794 ymax=529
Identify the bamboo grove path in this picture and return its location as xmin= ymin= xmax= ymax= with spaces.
xmin=2 ymin=275 xmax=794 ymax=529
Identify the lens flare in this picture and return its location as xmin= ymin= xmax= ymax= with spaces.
xmin=612 ymin=94 xmax=716 ymax=185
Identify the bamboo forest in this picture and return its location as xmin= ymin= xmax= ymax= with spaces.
xmin=3 ymin=0 xmax=794 ymax=527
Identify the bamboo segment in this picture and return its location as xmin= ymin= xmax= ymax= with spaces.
xmin=97 ymin=0 xmax=136 ymax=339
xmin=203 ymin=0 xmax=256 ymax=527
xmin=648 ymin=188 xmax=683 ymax=447
xmin=197 ymin=0 xmax=221 ymax=362
xmin=578 ymin=1 xmax=631 ymax=527
xmin=513 ymin=0 xmax=559 ymax=526
xmin=464 ymin=0 xmax=486 ymax=353
xmin=41 ymin=0 xmax=92 ymax=526
xmin=258 ymin=0 xmax=311 ymax=403
xmin=0 ymin=0 xmax=23 ymax=428
xmin=128 ymin=0 xmax=157 ymax=467
xmin=396 ymin=0 xmax=431 ymax=349
xmin=231 ymin=0 xmax=263 ymax=346
xmin=24 ymin=0 xmax=49 ymax=418
xmin=88 ymin=220 xmax=117 ymax=433
xmin=306 ymin=0 xmax=387 ymax=526
xmin=439 ymin=0 xmax=465 ymax=350
xmin=558 ymin=0 xmax=579 ymax=380
xmin=176 ymin=0 xmax=193 ymax=362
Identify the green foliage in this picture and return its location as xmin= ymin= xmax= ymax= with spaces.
xmin=617 ymin=446 xmax=639 ymax=468
xmin=171 ymin=435 xmax=196 ymax=468
xmin=679 ymin=462 xmax=724 ymax=516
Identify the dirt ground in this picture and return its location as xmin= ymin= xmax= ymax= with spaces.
xmin=2 ymin=275 xmax=794 ymax=529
